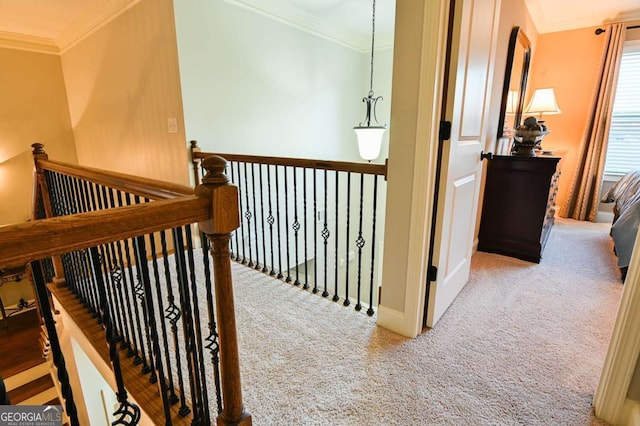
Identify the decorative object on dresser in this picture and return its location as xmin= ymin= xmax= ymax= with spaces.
xmin=512 ymin=116 xmax=549 ymax=157
xmin=478 ymin=155 xmax=562 ymax=263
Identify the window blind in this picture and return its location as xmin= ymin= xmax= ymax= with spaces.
xmin=604 ymin=41 xmax=640 ymax=176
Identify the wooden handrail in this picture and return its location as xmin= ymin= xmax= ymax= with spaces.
xmin=0 ymin=196 xmax=209 ymax=270
xmin=21 ymin=145 xmax=251 ymax=425
xmin=36 ymin=158 xmax=193 ymax=200
xmin=190 ymin=141 xmax=387 ymax=177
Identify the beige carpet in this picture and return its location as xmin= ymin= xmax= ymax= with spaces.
xmin=228 ymin=218 xmax=623 ymax=425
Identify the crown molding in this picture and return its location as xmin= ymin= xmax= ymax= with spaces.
xmin=0 ymin=31 xmax=59 ymax=55
xmin=526 ymin=0 xmax=640 ymax=34
xmin=222 ymin=0 xmax=372 ymax=52
xmin=538 ymin=15 xmax=640 ymax=33
xmin=56 ymin=0 xmax=142 ymax=54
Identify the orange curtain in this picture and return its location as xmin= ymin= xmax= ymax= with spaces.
xmin=563 ymin=23 xmax=627 ymax=221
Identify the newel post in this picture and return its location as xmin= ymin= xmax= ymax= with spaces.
xmin=195 ymin=156 xmax=252 ymax=426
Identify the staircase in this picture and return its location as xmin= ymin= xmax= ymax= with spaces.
xmin=0 ymin=310 xmax=60 ymax=406
xmin=4 ymin=362 xmax=59 ymax=406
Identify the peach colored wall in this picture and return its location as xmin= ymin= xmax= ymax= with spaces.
xmin=61 ymin=0 xmax=189 ymax=186
xmin=525 ymin=27 xmax=606 ymax=215
xmin=0 ymin=48 xmax=77 ymax=226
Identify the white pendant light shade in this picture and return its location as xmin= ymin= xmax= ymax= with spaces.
xmin=354 ymin=126 xmax=386 ymax=161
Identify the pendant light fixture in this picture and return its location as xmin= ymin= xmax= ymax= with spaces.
xmin=354 ymin=0 xmax=386 ymax=162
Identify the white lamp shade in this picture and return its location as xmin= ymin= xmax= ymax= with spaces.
xmin=525 ymin=88 xmax=561 ymax=116
xmin=505 ymin=90 xmax=518 ymax=115
xmin=354 ymin=127 xmax=386 ymax=161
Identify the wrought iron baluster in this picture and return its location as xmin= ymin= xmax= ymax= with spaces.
xmin=355 ymin=174 xmax=366 ymax=311
xmin=30 ymin=261 xmax=80 ymax=426
xmin=368 ymin=175 xmax=379 ymax=316
xmin=333 ymin=172 xmax=340 ymax=302
xmin=243 ymin=162 xmax=254 ymax=267
xmin=172 ymin=226 xmax=203 ymax=423
xmin=147 ymin=232 xmax=179 ymax=406
xmin=123 ymin=193 xmax=150 ymax=371
xmin=96 ymin=184 xmax=115 ymax=330
xmin=200 ymin=233 xmax=223 ymax=414
xmin=251 ymin=163 xmax=260 ymax=270
xmin=236 ymin=161 xmax=247 ymax=265
xmin=229 ymin=161 xmax=238 ymax=261
xmin=322 ymin=170 xmax=329 ymax=298
xmin=275 ymin=165 xmax=283 ymax=279
xmin=266 ymin=165 xmax=276 ymax=276
xmin=313 ymin=170 xmax=319 ymax=294
xmin=132 ymin=235 xmax=171 ymax=421
xmin=160 ymin=230 xmax=190 ymax=416
xmin=131 ymin=195 xmax=156 ymax=382
xmin=111 ymin=238 xmax=138 ymax=355
xmin=292 ymin=167 xmax=300 ymax=286
xmin=284 ymin=166 xmax=292 ymax=282
xmin=65 ymin=177 xmax=87 ymax=304
xmin=69 ymin=177 xmax=91 ymax=310
xmin=344 ymin=172 xmax=351 ymax=307
xmin=88 ymin=248 xmax=141 ymax=426
xmin=80 ymin=180 xmax=101 ymax=317
xmin=303 ymin=168 xmax=309 ymax=290
xmin=107 ymin=189 xmax=133 ymax=350
xmin=259 ymin=164 xmax=269 ymax=274
xmin=95 ymin=185 xmax=123 ymax=341
xmin=185 ymin=225 xmax=210 ymax=424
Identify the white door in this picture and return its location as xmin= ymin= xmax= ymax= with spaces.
xmin=424 ymin=0 xmax=501 ymax=327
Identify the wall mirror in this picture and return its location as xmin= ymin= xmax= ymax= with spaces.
xmin=497 ymin=26 xmax=531 ymax=140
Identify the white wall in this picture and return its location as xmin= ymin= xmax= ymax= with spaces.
xmin=173 ymin=0 xmax=393 ymax=163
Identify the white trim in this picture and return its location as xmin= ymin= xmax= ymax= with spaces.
xmin=594 ymin=227 xmax=640 ymax=423
xmin=524 ymin=2 xmax=640 ymax=35
xmin=0 ymin=0 xmax=140 ymax=55
xmin=0 ymin=31 xmax=59 ymax=55
xmin=376 ymin=0 xmax=449 ymax=338
xmin=376 ymin=305 xmax=412 ymax=337
xmin=221 ymin=0 xmax=394 ymax=52
xmin=57 ymin=0 xmax=142 ymax=54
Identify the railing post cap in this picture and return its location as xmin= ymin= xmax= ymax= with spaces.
xmin=32 ymin=143 xmax=46 ymax=155
xmin=201 ymin=156 xmax=229 ymax=185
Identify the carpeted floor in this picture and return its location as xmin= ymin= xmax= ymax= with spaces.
xmin=228 ymin=217 xmax=623 ymax=425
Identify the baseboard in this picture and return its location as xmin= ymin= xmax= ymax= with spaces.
xmin=376 ymin=305 xmax=420 ymax=338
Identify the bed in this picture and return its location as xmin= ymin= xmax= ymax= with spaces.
xmin=602 ymin=169 xmax=640 ymax=280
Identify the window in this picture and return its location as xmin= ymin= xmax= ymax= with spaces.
xmin=604 ymin=40 xmax=640 ymax=177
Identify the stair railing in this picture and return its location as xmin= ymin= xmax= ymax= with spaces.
xmin=0 ymin=144 xmax=251 ymax=425
xmin=190 ymin=140 xmax=387 ymax=316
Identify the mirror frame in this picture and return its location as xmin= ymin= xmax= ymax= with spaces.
xmin=496 ymin=26 xmax=531 ymax=139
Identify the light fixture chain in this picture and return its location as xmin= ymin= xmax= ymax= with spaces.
xmin=369 ymin=0 xmax=376 ymax=94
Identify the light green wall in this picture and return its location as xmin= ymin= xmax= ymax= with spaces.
xmin=173 ymin=0 xmax=393 ymax=162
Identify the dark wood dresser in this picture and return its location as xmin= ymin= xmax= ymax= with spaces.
xmin=478 ymin=154 xmax=562 ymax=263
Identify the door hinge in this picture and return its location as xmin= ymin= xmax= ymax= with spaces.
xmin=439 ymin=121 xmax=452 ymax=141
xmin=428 ymin=265 xmax=438 ymax=282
